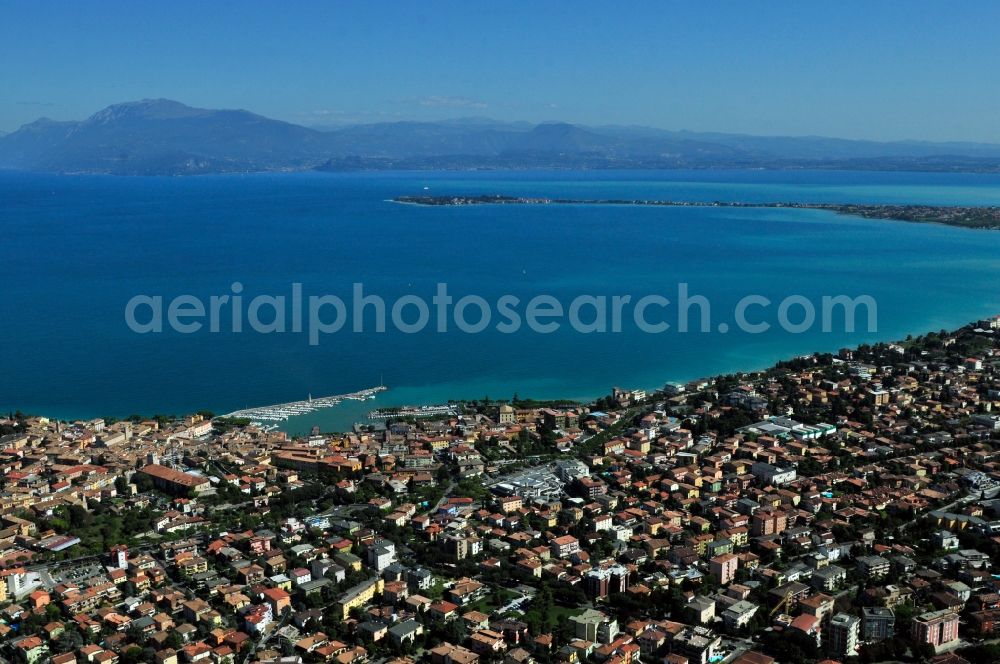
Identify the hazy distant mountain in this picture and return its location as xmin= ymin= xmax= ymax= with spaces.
xmin=320 ymin=120 xmax=523 ymax=157
xmin=0 ymin=99 xmax=333 ymax=174
xmin=4 ymin=99 xmax=1000 ymax=175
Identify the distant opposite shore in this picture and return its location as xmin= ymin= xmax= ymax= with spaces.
xmin=393 ymin=194 xmax=1000 ymax=230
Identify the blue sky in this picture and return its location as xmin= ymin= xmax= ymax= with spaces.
xmin=3 ymin=1 xmax=1000 ymax=141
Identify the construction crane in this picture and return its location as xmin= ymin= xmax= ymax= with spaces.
xmin=770 ymin=589 xmax=794 ymax=618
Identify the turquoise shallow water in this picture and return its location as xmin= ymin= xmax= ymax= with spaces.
xmin=2 ymin=169 xmax=1000 ymax=434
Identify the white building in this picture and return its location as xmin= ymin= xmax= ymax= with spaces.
xmin=367 ymin=540 xmax=397 ymax=572
xmin=751 ymin=462 xmax=797 ymax=486
xmin=722 ymin=600 xmax=758 ymax=630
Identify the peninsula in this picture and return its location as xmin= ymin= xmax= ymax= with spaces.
xmin=394 ymin=194 xmax=1000 ymax=229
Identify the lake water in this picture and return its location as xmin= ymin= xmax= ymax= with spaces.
xmin=3 ymin=169 xmax=1000 ymax=434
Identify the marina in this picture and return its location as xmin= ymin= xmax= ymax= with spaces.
xmin=367 ymin=404 xmax=457 ymax=420
xmin=220 ymin=385 xmax=387 ymax=426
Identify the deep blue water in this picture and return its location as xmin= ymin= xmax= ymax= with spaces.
xmin=3 ymin=169 xmax=1000 ymax=434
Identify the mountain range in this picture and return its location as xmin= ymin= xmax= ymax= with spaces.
xmin=3 ymin=99 xmax=1000 ymax=175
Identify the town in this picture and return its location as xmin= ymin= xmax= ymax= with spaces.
xmin=5 ymin=319 xmax=1000 ymax=664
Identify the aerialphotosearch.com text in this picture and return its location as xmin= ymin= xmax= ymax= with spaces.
xmin=124 ymin=282 xmax=878 ymax=345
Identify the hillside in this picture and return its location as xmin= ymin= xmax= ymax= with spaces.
xmin=5 ymin=99 xmax=1000 ymax=175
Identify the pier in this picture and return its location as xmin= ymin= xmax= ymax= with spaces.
xmin=220 ymin=385 xmax=387 ymax=425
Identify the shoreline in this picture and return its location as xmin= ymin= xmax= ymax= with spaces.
xmin=10 ymin=314 xmax=998 ymax=434
xmin=392 ymin=194 xmax=1000 ymax=230
xmin=280 ymin=312 xmax=1000 ymax=434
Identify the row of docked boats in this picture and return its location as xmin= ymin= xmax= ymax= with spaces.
xmin=221 ymin=385 xmax=387 ymax=424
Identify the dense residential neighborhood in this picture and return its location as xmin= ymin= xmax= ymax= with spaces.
xmin=5 ymin=319 xmax=1000 ymax=664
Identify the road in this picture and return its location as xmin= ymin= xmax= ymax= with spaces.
xmin=243 ymin=609 xmax=292 ymax=664
xmin=496 ymin=587 xmax=536 ymax=614
xmin=24 ymin=542 xmax=164 ymax=573
xmin=898 ymin=488 xmax=981 ymax=533
xmin=431 ymin=480 xmax=457 ymax=513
